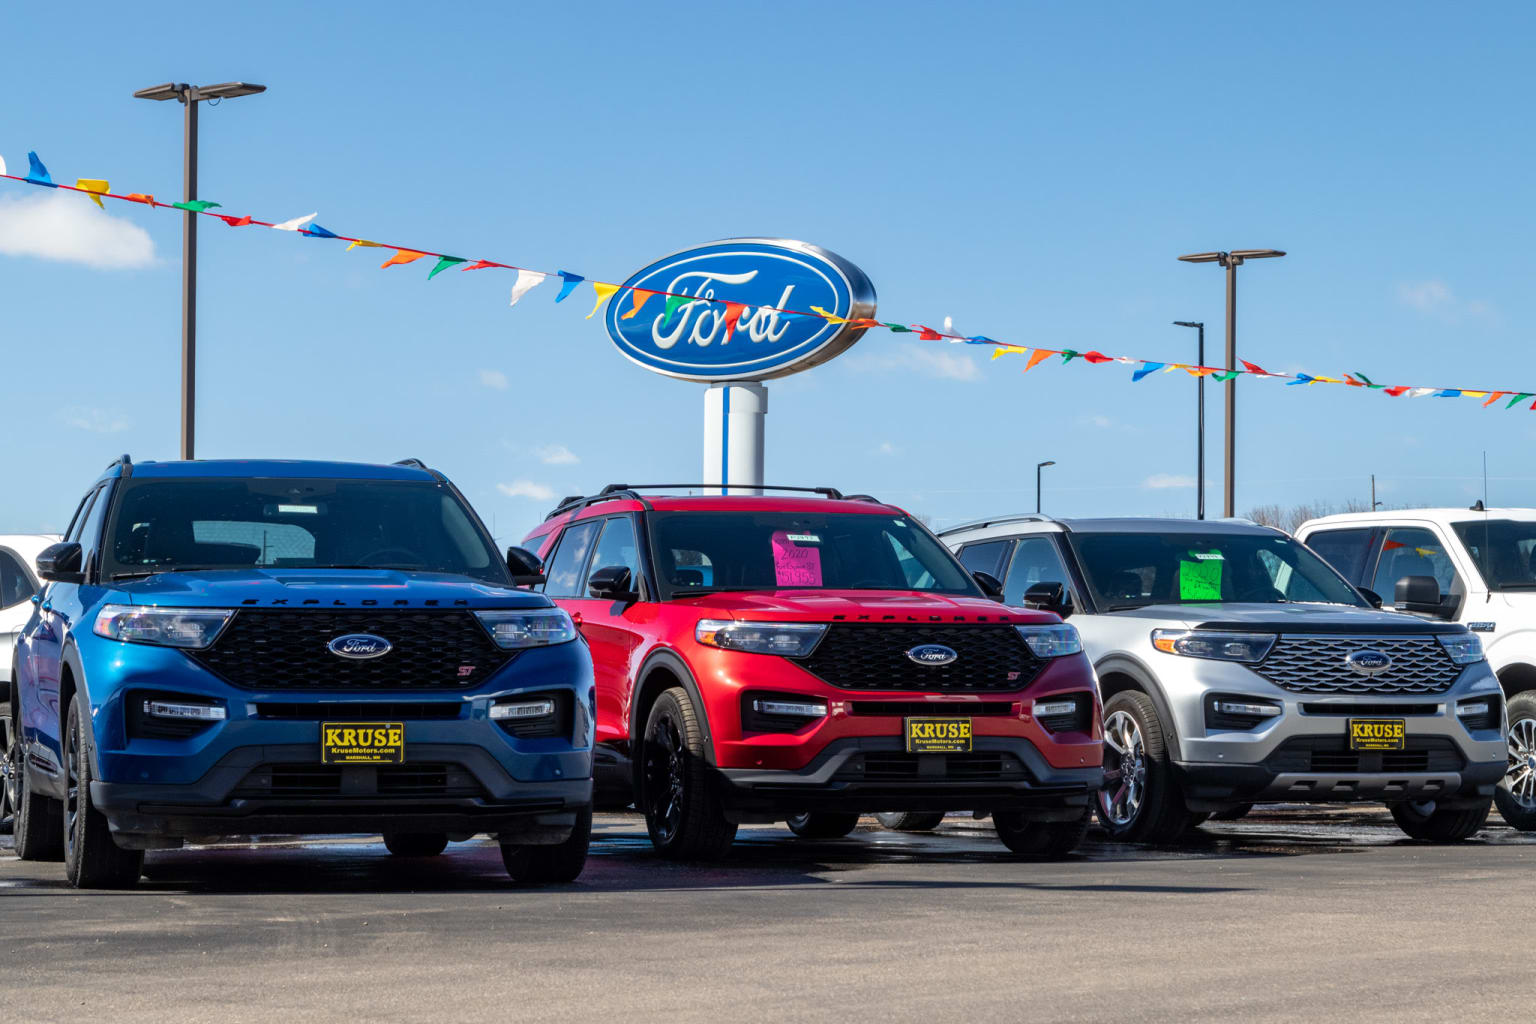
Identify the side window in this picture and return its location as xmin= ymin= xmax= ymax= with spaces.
xmin=1372 ymin=527 xmax=1460 ymax=602
xmin=957 ymin=540 xmax=1012 ymax=580
xmin=0 ymin=549 xmax=36 ymax=607
xmin=65 ymin=488 xmax=99 ymax=544
xmin=1304 ymin=528 xmax=1375 ymax=584
xmin=584 ymin=517 xmax=641 ymax=593
xmin=77 ymin=483 xmax=114 ymax=570
xmin=1002 ymin=537 xmax=1071 ymax=606
xmin=543 ymin=520 xmax=601 ymax=598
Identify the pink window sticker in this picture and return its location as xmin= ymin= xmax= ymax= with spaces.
xmin=771 ymin=530 xmax=823 ymax=587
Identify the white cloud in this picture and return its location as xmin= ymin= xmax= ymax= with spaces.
xmin=1397 ymin=280 xmax=1453 ymax=312
xmin=536 ymin=443 xmax=580 ymax=465
xmin=874 ymin=441 xmax=901 ymax=456
xmin=498 ymin=479 xmax=556 ymax=501
xmin=0 ymin=191 xmax=155 ymax=269
xmin=61 ymin=406 xmax=130 ymax=433
xmin=847 ymin=342 xmax=979 ymax=382
xmin=1082 ymin=414 xmax=1113 ymax=429
xmin=477 ymin=368 xmax=509 ymax=390
xmin=1143 ymin=473 xmax=1196 ymax=490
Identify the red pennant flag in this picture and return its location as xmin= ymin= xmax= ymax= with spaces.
xmin=1081 ymin=351 xmax=1114 ymax=364
xmin=1241 ymin=360 xmax=1268 ymax=375
xmin=622 ymin=289 xmax=657 ymax=320
xmin=1384 ymin=386 xmax=1410 ymax=397
xmin=1483 ymin=391 xmax=1508 ymax=407
xmin=1023 ymin=350 xmax=1055 ymax=372
xmin=459 ymin=259 xmax=498 ymax=271
xmin=917 ymin=326 xmax=943 ymax=341
xmin=381 ymin=249 xmax=427 ymax=269
xmin=218 ymin=215 xmax=253 ymax=227
xmin=721 ymin=302 xmax=748 ymax=341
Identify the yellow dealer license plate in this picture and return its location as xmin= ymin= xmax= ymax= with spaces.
xmin=1348 ymin=718 xmax=1406 ymax=751
xmin=322 ymin=722 xmax=405 ymax=764
xmin=905 ymin=718 xmax=973 ymax=754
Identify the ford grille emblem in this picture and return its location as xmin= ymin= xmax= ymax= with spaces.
xmin=328 ymin=634 xmax=392 ymax=660
xmin=1345 ymin=649 xmax=1392 ymax=676
xmin=906 ymin=644 xmax=959 ymax=667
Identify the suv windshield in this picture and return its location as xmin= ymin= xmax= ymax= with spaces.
xmin=1452 ymin=519 xmax=1536 ymax=590
xmin=1069 ymin=530 xmax=1367 ymax=610
xmin=103 ymin=477 xmax=508 ymax=584
xmin=647 ymin=511 xmax=979 ymax=598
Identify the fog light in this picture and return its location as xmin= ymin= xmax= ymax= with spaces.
xmin=143 ymin=699 xmax=225 ymax=722
xmin=1214 ymin=700 xmax=1282 ymax=718
xmin=751 ymin=699 xmax=828 ymax=718
xmin=1456 ymin=701 xmax=1491 ymax=718
xmin=490 ymin=699 xmax=557 ymax=721
xmin=1033 ymin=700 xmax=1078 ymax=717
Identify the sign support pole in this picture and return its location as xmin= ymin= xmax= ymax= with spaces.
xmin=703 ymin=382 xmax=767 ymax=495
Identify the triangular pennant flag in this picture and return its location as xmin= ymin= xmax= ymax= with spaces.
xmin=125 ymin=193 xmax=155 ymax=206
xmin=1286 ymin=374 xmax=1316 ymax=386
xmin=721 ymin=302 xmax=748 ymax=340
xmin=811 ymin=305 xmax=849 ymax=324
xmin=917 ymin=326 xmax=943 ymax=341
xmin=509 ymin=269 xmax=547 ymax=307
xmin=1407 ymin=387 xmax=1436 ymax=398
xmin=1352 ymin=372 xmax=1382 ymax=389
xmin=459 ymin=260 xmax=497 ymax=271
xmin=219 ymin=215 xmax=253 ymax=227
xmin=1060 ymin=350 xmax=1080 ymax=363
xmin=346 ymin=239 xmax=382 ymax=250
xmin=1462 ymin=391 xmax=1489 ymax=399
xmin=1507 ymin=393 xmax=1533 ymax=409
xmin=965 ymin=335 xmax=998 ymax=345
xmin=171 ymin=200 xmax=221 ymax=213
xmin=25 ymin=151 xmax=55 ymax=187
xmin=1184 ymin=366 xmax=1215 ymax=377
xmin=273 ymin=212 xmax=318 ymax=232
xmin=990 ymin=346 xmax=1028 ymax=360
xmin=0 ymin=154 xmax=6 ymax=176
xmin=1384 ymin=386 xmax=1411 ymax=397
xmin=1240 ymin=360 xmax=1269 ymax=375
xmin=1024 ymin=350 xmax=1055 ymax=372
xmin=1313 ymin=375 xmax=1344 ymax=384
xmin=622 ymin=289 xmax=657 ymax=320
xmin=1211 ymin=370 xmax=1241 ymax=382
xmin=849 ymin=318 xmax=884 ymax=331
xmin=427 ymin=256 xmax=467 ymax=279
xmin=555 ymin=271 xmax=584 ymax=303
xmin=1132 ymin=362 xmax=1165 ymax=382
xmin=75 ymin=179 xmax=109 ymax=208
xmin=1164 ymin=363 xmax=1186 ymax=373
xmin=885 ymin=323 xmax=913 ymax=333
xmin=381 ymin=249 xmax=426 ymax=269
xmin=1081 ymin=351 xmax=1114 ymax=364
xmin=304 ymin=223 xmax=339 ymax=239
xmin=1433 ymin=389 xmax=1463 ymax=398
xmin=585 ymin=282 xmax=621 ymax=318
xmin=661 ymin=294 xmax=692 ymax=328
xmin=1483 ymin=391 xmax=1508 ymax=407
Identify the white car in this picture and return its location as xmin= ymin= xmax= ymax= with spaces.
xmin=2 ymin=534 xmax=57 ymax=833
xmin=1296 ymin=508 xmax=1536 ymax=829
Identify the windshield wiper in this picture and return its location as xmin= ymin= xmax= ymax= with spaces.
xmin=668 ymin=586 xmax=753 ymax=596
xmin=1104 ymin=602 xmax=1152 ymax=611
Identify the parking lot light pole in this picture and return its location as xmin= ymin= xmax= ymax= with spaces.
xmin=1036 ymin=461 xmax=1055 ymax=514
xmin=1176 ymin=249 xmax=1286 ymax=517
xmin=1173 ymin=321 xmax=1206 ymax=520
xmin=133 ymin=81 xmax=266 ymax=461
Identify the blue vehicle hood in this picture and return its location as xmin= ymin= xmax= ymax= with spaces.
xmin=113 ymin=569 xmax=550 ymax=610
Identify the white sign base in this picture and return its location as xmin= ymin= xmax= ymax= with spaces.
xmin=703 ymin=382 xmax=767 ymax=495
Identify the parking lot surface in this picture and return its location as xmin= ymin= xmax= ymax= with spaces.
xmin=3 ymin=807 xmax=1533 ymax=1023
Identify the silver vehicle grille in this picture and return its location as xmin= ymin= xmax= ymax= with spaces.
xmin=1254 ymin=635 xmax=1463 ymax=695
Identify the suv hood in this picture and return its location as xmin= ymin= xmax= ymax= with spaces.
xmin=111 ymin=568 xmax=549 ymax=610
xmin=1103 ymin=602 xmax=1464 ymax=634
xmin=672 ymin=589 xmax=1057 ymax=624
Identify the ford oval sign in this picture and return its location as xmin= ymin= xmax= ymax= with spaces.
xmin=605 ymin=238 xmax=877 ymax=382
xmin=906 ymin=644 xmax=959 ymax=667
xmin=329 ymin=634 xmax=392 ymax=660
xmin=1345 ymin=650 xmax=1392 ymax=676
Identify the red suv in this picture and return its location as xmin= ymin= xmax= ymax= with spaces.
xmin=520 ymin=486 xmax=1103 ymax=859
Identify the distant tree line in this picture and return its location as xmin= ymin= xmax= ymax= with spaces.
xmin=1244 ymin=500 xmax=1380 ymax=535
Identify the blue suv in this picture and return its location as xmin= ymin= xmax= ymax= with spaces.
xmin=4 ymin=457 xmax=594 ymax=888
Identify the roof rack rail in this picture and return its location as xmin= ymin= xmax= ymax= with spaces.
xmin=599 ymin=484 xmax=850 ymax=500
xmin=107 ymin=453 xmax=134 ymax=479
xmin=544 ymin=488 xmax=651 ymax=521
xmin=393 ymin=458 xmax=428 ymax=470
xmin=936 ymin=513 xmax=1056 ymax=536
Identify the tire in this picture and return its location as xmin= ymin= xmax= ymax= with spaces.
xmin=875 ymin=811 xmax=946 ymax=832
xmin=639 ymin=688 xmax=736 ymax=859
xmin=1390 ymin=798 xmax=1491 ymax=842
xmin=501 ymin=806 xmax=591 ymax=884
xmin=994 ymin=807 xmax=1090 ymax=859
xmin=0 ymin=694 xmax=17 ymax=836
xmin=1495 ymin=692 xmax=1536 ymax=831
xmin=10 ymin=685 xmax=62 ymax=861
xmin=786 ymin=812 xmax=861 ymax=839
xmin=1209 ymin=803 xmax=1255 ymax=822
xmin=63 ymin=696 xmax=143 ymax=888
xmin=382 ymin=832 xmax=449 ymax=857
xmin=1096 ymin=690 xmax=1203 ymax=844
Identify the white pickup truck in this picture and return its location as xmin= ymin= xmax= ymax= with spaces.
xmin=1296 ymin=509 xmax=1536 ymax=830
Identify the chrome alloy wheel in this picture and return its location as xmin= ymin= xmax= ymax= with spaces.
xmin=1100 ymin=709 xmax=1146 ymax=827
xmin=0 ymin=708 xmax=17 ymax=830
xmin=1503 ymin=717 xmax=1536 ymax=809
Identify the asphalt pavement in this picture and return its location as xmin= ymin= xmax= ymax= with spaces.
xmin=3 ymin=807 xmax=1533 ymax=1023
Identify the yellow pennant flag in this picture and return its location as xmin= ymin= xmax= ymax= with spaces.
xmin=1463 ymin=390 xmax=1489 ymax=398
xmin=586 ymin=282 xmax=621 ymax=319
xmin=810 ymin=305 xmax=848 ymax=324
xmin=622 ymin=289 xmax=657 ymax=320
xmin=990 ymin=346 xmax=1028 ymax=360
xmin=347 ymin=239 xmax=383 ymax=251
xmin=75 ymin=179 xmax=110 ymax=208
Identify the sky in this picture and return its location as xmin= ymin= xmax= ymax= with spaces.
xmin=3 ymin=1 xmax=1535 ymax=542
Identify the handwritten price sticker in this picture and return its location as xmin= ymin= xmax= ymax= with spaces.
xmin=772 ymin=530 xmax=823 ymax=587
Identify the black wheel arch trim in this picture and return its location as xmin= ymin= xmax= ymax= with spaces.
xmin=630 ymin=649 xmax=716 ymax=769
xmin=1092 ymin=653 xmax=1183 ymax=762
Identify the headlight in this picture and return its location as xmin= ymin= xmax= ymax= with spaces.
xmin=1017 ymin=624 xmax=1083 ymax=658
xmin=93 ymin=605 xmax=232 ymax=649
xmin=1151 ymin=629 xmax=1275 ymax=663
xmin=696 ymin=619 xmax=826 ymax=657
xmin=474 ymin=609 xmax=578 ymax=648
xmin=1438 ymin=633 xmax=1485 ymax=665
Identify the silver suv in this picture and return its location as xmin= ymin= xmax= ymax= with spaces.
xmin=940 ymin=516 xmax=1507 ymax=843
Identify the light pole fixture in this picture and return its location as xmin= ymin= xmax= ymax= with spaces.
xmin=1173 ymin=321 xmax=1206 ymax=520
xmin=134 ymin=81 xmax=266 ymax=460
xmin=1176 ymin=249 xmax=1285 ymax=517
xmin=1036 ymin=460 xmax=1055 ymax=514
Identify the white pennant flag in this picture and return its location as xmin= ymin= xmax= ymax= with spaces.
xmin=1407 ymin=387 xmax=1435 ymax=398
xmin=509 ymin=269 xmax=547 ymax=308
xmin=272 ymin=212 xmax=318 ymax=232
xmin=0 ymin=154 xmax=6 ymax=177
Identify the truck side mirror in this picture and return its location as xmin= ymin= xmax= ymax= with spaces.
xmin=1357 ymin=587 xmax=1384 ymax=609
xmin=1023 ymin=581 xmax=1073 ymax=620
xmin=1395 ymin=575 xmax=1448 ymax=618
xmin=588 ymin=565 xmax=639 ymax=602
xmin=506 ymin=546 xmax=547 ymax=587
xmin=972 ymin=571 xmax=1005 ymax=601
xmin=36 ymin=542 xmax=84 ymax=584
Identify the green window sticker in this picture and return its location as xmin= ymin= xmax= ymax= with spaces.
xmin=1179 ymin=551 xmax=1224 ymax=600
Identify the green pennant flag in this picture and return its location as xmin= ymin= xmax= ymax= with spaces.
xmin=1506 ymin=393 xmax=1533 ymax=409
xmin=427 ymin=256 xmax=466 ymax=280
xmin=1060 ymin=349 xmax=1080 ymax=363
xmin=1352 ymin=371 xmax=1383 ymax=389
xmin=661 ymin=294 xmax=692 ymax=329
xmin=1212 ymin=370 xmax=1241 ymax=382
xmin=885 ymin=323 xmax=912 ymax=333
xmin=171 ymin=200 xmax=221 ymax=213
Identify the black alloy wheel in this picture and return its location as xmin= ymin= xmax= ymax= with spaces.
xmin=638 ymin=688 xmax=735 ymax=859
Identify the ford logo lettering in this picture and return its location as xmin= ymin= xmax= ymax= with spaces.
xmin=1345 ymin=650 xmax=1392 ymax=676
xmin=605 ymin=238 xmax=877 ymax=382
xmin=906 ymin=644 xmax=959 ymax=667
xmin=328 ymin=634 xmax=392 ymax=660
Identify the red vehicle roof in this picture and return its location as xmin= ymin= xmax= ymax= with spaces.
xmin=524 ymin=493 xmax=907 ymax=543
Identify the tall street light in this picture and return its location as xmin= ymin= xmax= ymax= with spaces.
xmin=134 ymin=81 xmax=266 ymax=460
xmin=1175 ymin=249 xmax=1286 ymax=518
xmin=1036 ymin=460 xmax=1055 ymax=514
xmin=1173 ymin=321 xmax=1206 ymax=520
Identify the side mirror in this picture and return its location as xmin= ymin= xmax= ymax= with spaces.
xmin=37 ymin=542 xmax=85 ymax=584
xmin=588 ymin=565 xmax=639 ymax=602
xmin=1395 ymin=575 xmax=1449 ymax=618
xmin=972 ymin=570 xmax=1005 ymax=601
xmin=1023 ymin=581 xmax=1074 ymax=620
xmin=506 ymin=546 xmax=546 ymax=587
xmin=1357 ymin=587 xmax=1384 ymax=609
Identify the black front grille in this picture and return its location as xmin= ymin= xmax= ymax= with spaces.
xmin=188 ymin=610 xmax=515 ymax=691
xmin=800 ymin=625 xmax=1044 ymax=692
xmin=848 ymin=701 xmax=1014 ymax=717
xmin=255 ymin=701 xmax=463 ymax=720
xmin=234 ymin=762 xmax=483 ymax=799
xmin=1265 ymin=736 xmax=1464 ymax=774
xmin=838 ymin=752 xmax=1030 ymax=782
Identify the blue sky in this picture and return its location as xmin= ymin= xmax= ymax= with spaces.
xmin=3 ymin=1 xmax=1534 ymax=540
